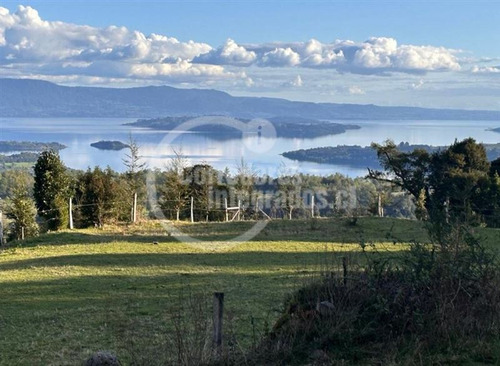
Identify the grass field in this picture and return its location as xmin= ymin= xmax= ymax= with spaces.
xmin=0 ymin=217 xmax=498 ymax=365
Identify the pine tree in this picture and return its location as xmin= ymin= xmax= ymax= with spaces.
xmin=33 ymin=150 xmax=71 ymax=230
xmin=160 ymin=151 xmax=188 ymax=221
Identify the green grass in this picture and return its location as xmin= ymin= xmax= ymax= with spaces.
xmin=0 ymin=217 xmax=498 ymax=365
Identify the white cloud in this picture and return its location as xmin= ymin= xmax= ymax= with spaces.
xmin=471 ymin=65 xmax=500 ymax=73
xmin=347 ymin=85 xmax=365 ymax=95
xmin=282 ymin=74 xmax=303 ymax=87
xmin=193 ymin=38 xmax=256 ymax=66
xmin=210 ymin=37 xmax=460 ymax=75
xmin=0 ymin=5 xmax=472 ymax=88
xmin=0 ymin=5 xmax=239 ymax=83
xmin=411 ymin=79 xmax=425 ymax=89
xmin=259 ymin=47 xmax=301 ymax=67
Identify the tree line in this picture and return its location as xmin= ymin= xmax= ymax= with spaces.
xmin=1 ymin=138 xmax=498 ymax=242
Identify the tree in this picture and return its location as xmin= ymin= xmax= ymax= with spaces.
xmin=0 ymin=169 xmax=34 ymax=199
xmin=33 ymin=150 xmax=71 ymax=230
xmin=122 ymin=135 xmax=146 ymax=221
xmin=76 ymin=167 xmax=120 ymax=227
xmin=123 ymin=135 xmax=146 ymax=193
xmin=185 ymin=164 xmax=222 ymax=221
xmin=160 ymin=150 xmax=189 ymax=221
xmin=370 ymin=138 xmax=496 ymax=227
xmin=7 ymin=188 xmax=39 ymax=241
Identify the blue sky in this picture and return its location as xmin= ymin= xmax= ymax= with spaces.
xmin=1 ymin=1 xmax=499 ymax=109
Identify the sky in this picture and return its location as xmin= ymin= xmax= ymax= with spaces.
xmin=1 ymin=1 xmax=499 ymax=110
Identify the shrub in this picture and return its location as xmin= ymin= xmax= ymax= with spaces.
xmin=248 ymin=227 xmax=500 ymax=364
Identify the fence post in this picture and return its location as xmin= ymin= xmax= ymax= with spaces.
xmin=21 ymin=226 xmax=25 ymax=241
xmin=237 ymin=200 xmax=241 ymax=221
xmin=311 ymin=195 xmax=315 ymax=218
xmin=0 ymin=210 xmax=3 ymax=245
xmin=69 ymin=197 xmax=74 ymax=230
xmin=190 ymin=196 xmax=194 ymax=223
xmin=213 ymin=292 xmax=224 ymax=356
xmin=342 ymin=256 xmax=348 ymax=286
xmin=224 ymin=198 xmax=229 ymax=222
xmin=132 ymin=192 xmax=138 ymax=223
xmin=377 ymin=194 xmax=384 ymax=218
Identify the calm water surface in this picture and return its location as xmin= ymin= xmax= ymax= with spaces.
xmin=1 ymin=118 xmax=498 ymax=177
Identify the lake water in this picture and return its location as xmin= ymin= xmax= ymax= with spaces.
xmin=1 ymin=118 xmax=498 ymax=177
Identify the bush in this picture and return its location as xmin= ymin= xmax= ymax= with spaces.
xmin=248 ymin=227 xmax=500 ymax=364
xmin=6 ymin=190 xmax=39 ymax=241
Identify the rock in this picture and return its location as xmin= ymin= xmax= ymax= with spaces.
xmin=85 ymin=351 xmax=121 ymax=366
xmin=153 ymin=241 xmax=159 ymax=245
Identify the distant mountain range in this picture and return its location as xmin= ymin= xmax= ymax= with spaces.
xmin=1 ymin=78 xmax=499 ymax=120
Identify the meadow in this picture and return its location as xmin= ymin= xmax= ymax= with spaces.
xmin=0 ymin=217 xmax=498 ymax=365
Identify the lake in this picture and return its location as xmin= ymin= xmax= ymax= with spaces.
xmin=1 ymin=118 xmax=498 ymax=177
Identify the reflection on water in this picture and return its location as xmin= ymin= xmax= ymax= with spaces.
xmin=1 ymin=118 xmax=498 ymax=177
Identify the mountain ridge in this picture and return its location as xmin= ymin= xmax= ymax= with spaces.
xmin=1 ymin=78 xmax=499 ymax=120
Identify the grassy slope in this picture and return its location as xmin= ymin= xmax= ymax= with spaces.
xmin=0 ymin=218 xmax=498 ymax=365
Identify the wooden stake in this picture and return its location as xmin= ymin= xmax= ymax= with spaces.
xmin=311 ymin=195 xmax=315 ymax=218
xmin=213 ymin=292 xmax=224 ymax=355
xmin=342 ymin=256 xmax=348 ymax=286
xmin=132 ymin=192 xmax=138 ymax=223
xmin=225 ymin=198 xmax=229 ymax=222
xmin=190 ymin=196 xmax=194 ymax=223
xmin=69 ymin=197 xmax=74 ymax=230
xmin=0 ymin=210 xmax=4 ymax=245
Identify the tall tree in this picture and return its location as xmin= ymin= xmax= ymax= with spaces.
xmin=122 ymin=135 xmax=147 ymax=221
xmin=160 ymin=150 xmax=189 ymax=221
xmin=33 ymin=150 xmax=71 ymax=230
xmin=370 ymin=138 xmax=496 ymax=227
xmin=123 ymin=135 xmax=146 ymax=193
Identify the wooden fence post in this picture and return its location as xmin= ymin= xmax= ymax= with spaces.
xmin=311 ymin=195 xmax=315 ymax=218
xmin=377 ymin=194 xmax=384 ymax=218
xmin=213 ymin=292 xmax=224 ymax=356
xmin=190 ymin=196 xmax=194 ymax=223
xmin=342 ymin=256 xmax=348 ymax=286
xmin=0 ymin=210 xmax=3 ymax=245
xmin=132 ymin=192 xmax=138 ymax=223
xmin=225 ymin=198 xmax=229 ymax=222
xmin=69 ymin=197 xmax=74 ymax=230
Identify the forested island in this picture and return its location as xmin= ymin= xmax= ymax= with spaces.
xmin=90 ymin=140 xmax=129 ymax=150
xmin=282 ymin=142 xmax=500 ymax=168
xmin=0 ymin=141 xmax=66 ymax=152
xmin=126 ymin=116 xmax=360 ymax=138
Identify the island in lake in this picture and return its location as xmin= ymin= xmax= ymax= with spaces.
xmin=0 ymin=140 xmax=66 ymax=152
xmin=0 ymin=141 xmax=67 ymax=170
xmin=282 ymin=142 xmax=500 ymax=169
xmin=126 ymin=116 xmax=360 ymax=139
xmin=491 ymin=127 xmax=500 ymax=133
xmin=90 ymin=141 xmax=129 ymax=150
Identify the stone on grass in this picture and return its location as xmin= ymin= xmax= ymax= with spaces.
xmin=85 ymin=351 xmax=121 ymax=366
